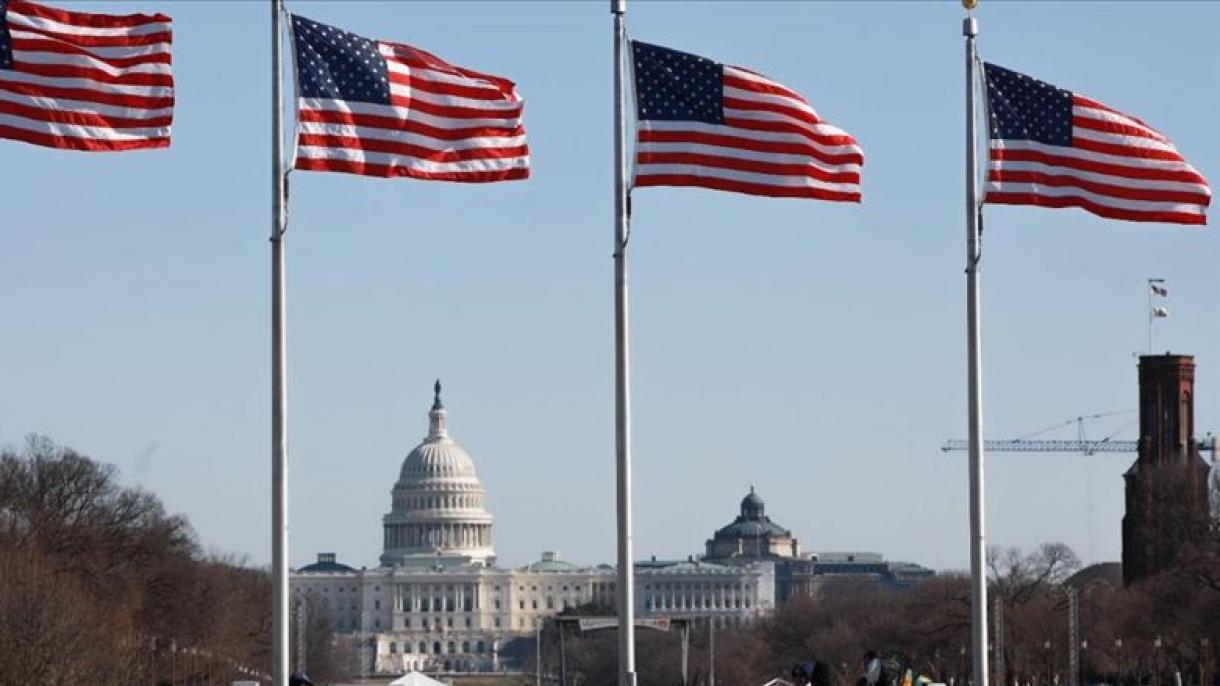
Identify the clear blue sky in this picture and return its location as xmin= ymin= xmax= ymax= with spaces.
xmin=1 ymin=1 xmax=1216 ymax=573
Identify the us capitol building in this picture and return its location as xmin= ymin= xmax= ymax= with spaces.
xmin=292 ymin=383 xmax=930 ymax=675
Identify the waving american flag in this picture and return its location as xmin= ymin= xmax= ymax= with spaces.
xmin=290 ymin=14 xmax=529 ymax=183
xmin=631 ymin=40 xmax=863 ymax=202
xmin=0 ymin=0 xmax=174 ymax=151
xmin=984 ymin=63 xmax=1210 ymax=225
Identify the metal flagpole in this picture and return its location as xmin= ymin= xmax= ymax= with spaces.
xmin=271 ymin=1 xmax=290 ymax=685
xmin=1147 ymin=280 xmax=1153 ymax=353
xmin=610 ymin=2 xmax=636 ymax=686
xmin=963 ymin=7 xmax=990 ymax=686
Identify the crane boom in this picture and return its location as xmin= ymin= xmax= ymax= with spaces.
xmin=940 ymin=436 xmax=1215 ymax=454
xmin=941 ymin=439 xmax=1136 ymax=453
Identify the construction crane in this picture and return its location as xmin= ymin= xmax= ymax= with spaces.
xmin=941 ymin=410 xmax=1217 ymax=456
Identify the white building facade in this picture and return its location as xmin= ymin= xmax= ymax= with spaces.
xmin=292 ymin=384 xmax=774 ymax=675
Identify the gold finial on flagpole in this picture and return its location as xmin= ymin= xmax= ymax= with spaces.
xmin=962 ymin=0 xmax=978 ymax=10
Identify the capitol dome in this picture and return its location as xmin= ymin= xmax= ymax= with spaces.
xmin=380 ymin=381 xmax=495 ymax=568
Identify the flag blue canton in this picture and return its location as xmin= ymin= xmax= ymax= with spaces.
xmin=632 ymin=41 xmax=723 ymax=124
xmin=0 ymin=0 xmax=13 ymax=70
xmin=291 ymin=14 xmax=390 ymax=105
xmin=984 ymin=63 xmax=1072 ymax=146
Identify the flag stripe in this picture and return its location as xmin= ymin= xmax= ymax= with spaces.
xmin=7 ymin=19 xmax=172 ymax=47
xmin=640 ymin=126 xmax=863 ymax=166
xmin=0 ymin=0 xmax=174 ymax=151
xmin=0 ymin=85 xmax=172 ymax=121
xmin=639 ymin=151 xmax=860 ymax=184
xmin=10 ymin=0 xmax=169 ymax=31
xmin=298 ymin=97 xmax=516 ymax=131
xmin=294 ymin=157 xmax=529 ymax=183
xmin=635 ymin=173 xmax=861 ymax=202
xmin=990 ymin=144 xmax=1207 ymax=184
xmin=298 ymin=129 xmax=528 ymax=159
xmin=987 ymin=190 xmax=1205 ymax=225
xmin=11 ymin=37 xmax=172 ymax=69
xmin=990 ymin=170 xmax=1211 ymax=205
xmin=0 ymin=93 xmax=171 ymax=128
xmin=295 ymin=145 xmax=528 ymax=175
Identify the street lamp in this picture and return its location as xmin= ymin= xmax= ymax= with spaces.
xmin=1044 ymin=640 xmax=1054 ymax=686
xmin=1154 ymin=636 xmax=1163 ymax=686
xmin=1200 ymin=638 xmax=1210 ymax=686
xmin=1115 ymin=638 xmax=1124 ymax=686
xmin=1080 ymin=640 xmax=1088 ymax=686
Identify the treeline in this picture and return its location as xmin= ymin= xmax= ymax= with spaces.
xmin=0 ymin=436 xmax=343 ymax=686
xmin=531 ymin=542 xmax=1220 ymax=686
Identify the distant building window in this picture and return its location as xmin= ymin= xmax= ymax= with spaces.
xmin=447 ymin=618 xmax=453 ymax=628
xmin=447 ymin=642 xmax=456 ymax=655
xmin=462 ymin=641 xmax=471 ymax=653
xmin=495 ymin=617 xmax=501 ymax=627
xmin=532 ymin=600 xmax=537 ymax=610
xmin=465 ymin=617 xmax=471 ymax=628
xmin=374 ymin=618 xmax=381 ymax=629
xmin=495 ymin=600 xmax=501 ymax=610
xmin=477 ymin=641 xmax=486 ymax=653
xmin=546 ymin=597 xmax=554 ymax=609
xmin=433 ymin=642 xmax=442 ymax=655
xmin=374 ymin=600 xmax=380 ymax=610
xmin=518 ymin=601 xmax=524 ymax=610
xmin=419 ymin=642 xmax=426 ymax=654
xmin=404 ymin=618 xmax=411 ymax=628
xmin=390 ymin=642 xmax=398 ymax=654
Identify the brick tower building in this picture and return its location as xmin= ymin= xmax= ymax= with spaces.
xmin=1121 ymin=354 xmax=1213 ymax=585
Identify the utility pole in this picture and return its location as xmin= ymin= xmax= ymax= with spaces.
xmin=1067 ymin=588 xmax=1079 ymax=686
xmin=681 ymin=621 xmax=689 ymax=686
xmin=994 ymin=596 xmax=1006 ymax=686
xmin=296 ymin=597 xmax=307 ymax=675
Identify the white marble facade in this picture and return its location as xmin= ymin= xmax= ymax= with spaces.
xmin=292 ymin=385 xmax=774 ymax=675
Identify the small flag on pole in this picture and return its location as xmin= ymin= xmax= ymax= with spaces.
xmin=0 ymin=0 xmax=174 ymax=152
xmin=1152 ymin=306 xmax=1169 ymax=319
xmin=1150 ymin=283 xmax=1168 ymax=297
xmin=630 ymin=41 xmax=863 ymax=201
xmin=289 ymin=15 xmax=529 ymax=182
xmin=983 ymin=63 xmax=1210 ymax=225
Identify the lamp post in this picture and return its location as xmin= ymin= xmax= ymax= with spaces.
xmin=1079 ymin=640 xmax=1088 ymax=686
xmin=1044 ymin=640 xmax=1053 ymax=686
xmin=1199 ymin=637 xmax=1210 ymax=686
xmin=1115 ymin=639 xmax=1124 ymax=686
xmin=1154 ymin=637 xmax=1163 ymax=686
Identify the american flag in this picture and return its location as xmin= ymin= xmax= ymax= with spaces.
xmin=0 ymin=0 xmax=173 ymax=151
xmin=984 ymin=63 xmax=1210 ymax=225
xmin=631 ymin=41 xmax=862 ymax=202
xmin=290 ymin=15 xmax=528 ymax=182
